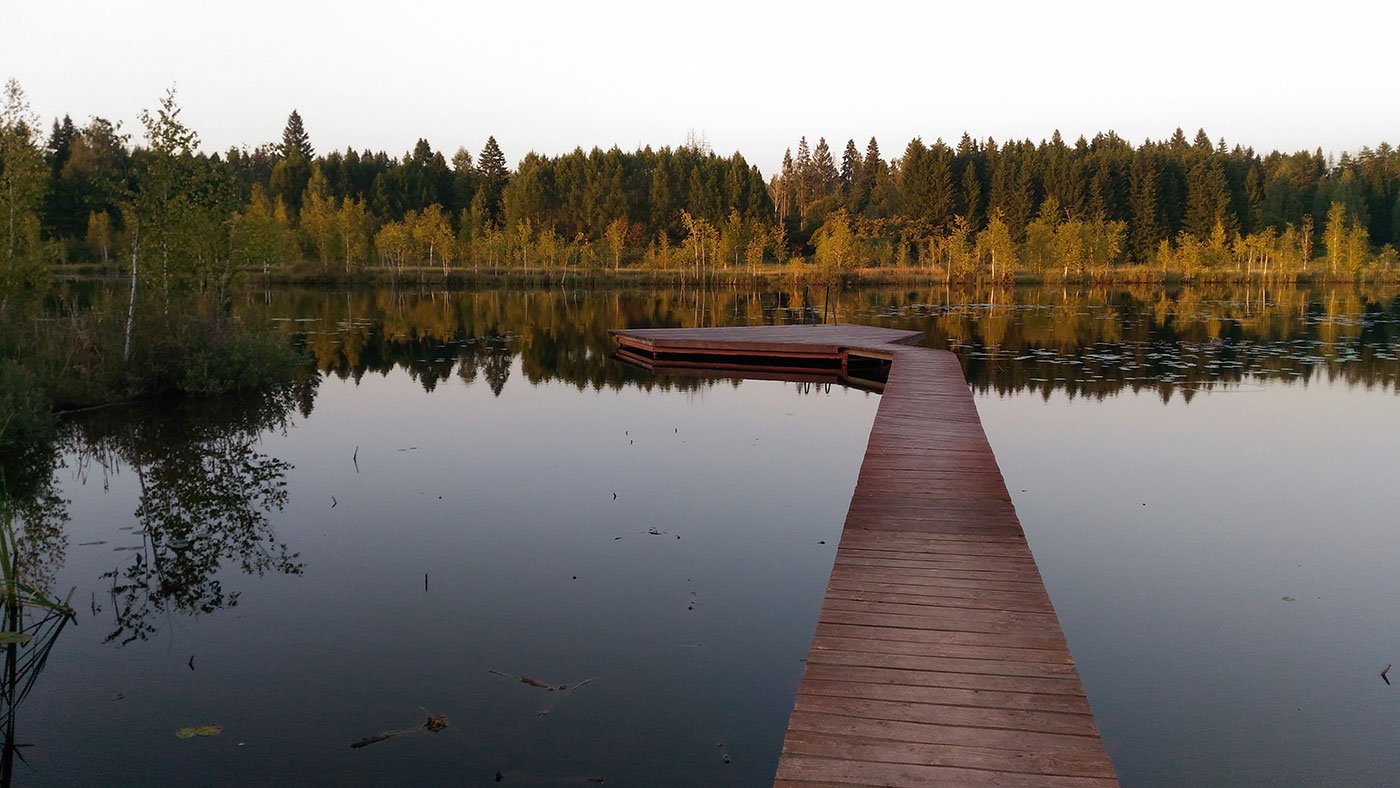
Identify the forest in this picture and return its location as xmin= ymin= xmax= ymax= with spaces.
xmin=4 ymin=79 xmax=1400 ymax=285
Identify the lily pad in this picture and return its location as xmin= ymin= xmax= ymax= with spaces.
xmin=175 ymin=725 xmax=222 ymax=739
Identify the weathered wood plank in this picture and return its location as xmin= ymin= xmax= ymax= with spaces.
xmin=782 ymin=730 xmax=1115 ymax=778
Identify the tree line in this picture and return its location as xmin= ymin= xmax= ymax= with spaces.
xmin=4 ymin=78 xmax=1400 ymax=285
xmin=776 ymin=131 xmax=1400 ymax=281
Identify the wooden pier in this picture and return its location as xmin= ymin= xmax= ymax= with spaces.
xmin=611 ymin=324 xmax=1117 ymax=787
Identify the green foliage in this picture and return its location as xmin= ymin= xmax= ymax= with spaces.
xmin=975 ymin=211 xmax=1018 ymax=281
xmin=0 ymin=291 xmax=305 ymax=454
xmin=0 ymin=359 xmax=50 ymax=451
xmin=127 ymin=309 xmax=304 ymax=397
xmin=0 ymin=79 xmax=47 ymax=273
xmin=813 ymin=209 xmax=857 ymax=281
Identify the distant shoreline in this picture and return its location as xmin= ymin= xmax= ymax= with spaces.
xmin=50 ymin=263 xmax=1400 ymax=289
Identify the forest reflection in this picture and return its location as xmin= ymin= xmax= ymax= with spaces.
xmin=13 ymin=381 xmax=316 ymax=646
xmin=243 ymin=284 xmax=1400 ymax=403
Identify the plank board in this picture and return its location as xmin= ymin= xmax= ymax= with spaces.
xmin=610 ymin=325 xmax=1117 ymax=787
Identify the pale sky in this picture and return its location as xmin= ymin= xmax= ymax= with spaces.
xmin=4 ymin=0 xmax=1396 ymax=175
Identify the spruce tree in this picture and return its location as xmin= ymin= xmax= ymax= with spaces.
xmin=1185 ymin=159 xmax=1234 ymax=239
xmin=812 ymin=137 xmax=837 ymax=198
xmin=476 ymin=136 xmax=509 ymax=226
xmin=1129 ymin=155 xmax=1163 ymax=261
xmin=795 ymin=136 xmax=812 ymax=216
xmin=840 ymin=139 xmax=860 ymax=192
xmin=46 ymin=114 xmax=76 ymax=175
xmin=280 ymin=110 xmax=313 ymax=160
xmin=961 ymin=159 xmax=983 ymax=229
xmin=778 ymin=148 xmax=794 ymax=220
xmin=863 ymin=138 xmax=882 ymax=172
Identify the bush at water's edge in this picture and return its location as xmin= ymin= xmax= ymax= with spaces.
xmin=0 ymin=301 xmax=308 ymax=453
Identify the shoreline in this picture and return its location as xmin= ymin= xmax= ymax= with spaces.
xmin=49 ymin=264 xmax=1400 ymax=289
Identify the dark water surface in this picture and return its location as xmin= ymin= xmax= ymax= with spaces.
xmin=6 ymin=284 xmax=1400 ymax=786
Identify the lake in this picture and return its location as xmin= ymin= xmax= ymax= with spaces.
xmin=5 ymin=283 xmax=1399 ymax=786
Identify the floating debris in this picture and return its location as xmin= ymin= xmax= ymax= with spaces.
xmin=175 ymin=725 xmax=221 ymax=739
xmin=488 ymin=670 xmax=596 ymax=716
xmin=350 ymin=713 xmax=448 ymax=749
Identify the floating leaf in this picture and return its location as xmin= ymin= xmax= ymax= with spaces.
xmin=0 ymin=631 xmax=32 ymax=645
xmin=175 ymin=725 xmax=222 ymax=739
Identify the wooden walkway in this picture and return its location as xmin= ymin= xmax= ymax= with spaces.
xmin=611 ymin=324 xmax=1117 ymax=787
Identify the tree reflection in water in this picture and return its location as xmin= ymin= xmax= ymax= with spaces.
xmin=59 ymin=377 xmax=317 ymax=645
xmin=246 ymin=284 xmax=1400 ymax=403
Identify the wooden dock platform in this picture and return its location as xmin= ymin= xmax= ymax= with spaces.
xmin=610 ymin=324 xmax=1117 ymax=787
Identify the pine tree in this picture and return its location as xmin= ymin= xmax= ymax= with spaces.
xmin=795 ymin=136 xmax=812 ymax=217
xmin=777 ymin=148 xmax=794 ymax=220
xmin=280 ymin=110 xmax=314 ymax=160
xmin=46 ymin=115 xmax=76 ymax=175
xmin=899 ymin=139 xmax=954 ymax=226
xmin=1243 ymin=165 xmax=1264 ymax=236
xmin=1184 ymin=158 xmax=1234 ymax=239
xmin=812 ymin=137 xmax=838 ymax=198
xmin=863 ymin=138 xmax=882 ymax=173
xmin=961 ymin=158 xmax=983 ymax=229
xmin=1129 ymin=155 xmax=1163 ymax=261
xmin=43 ymin=114 xmax=80 ymax=240
xmin=851 ymin=137 xmax=883 ymax=214
xmin=476 ymin=136 xmax=509 ymax=227
xmin=839 ymin=139 xmax=861 ymax=192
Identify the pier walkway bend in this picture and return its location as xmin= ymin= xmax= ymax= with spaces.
xmin=611 ymin=323 xmax=1118 ymax=787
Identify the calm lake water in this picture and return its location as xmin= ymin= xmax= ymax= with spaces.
xmin=5 ymin=283 xmax=1400 ymax=786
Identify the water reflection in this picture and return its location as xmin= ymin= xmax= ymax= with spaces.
xmin=1 ymin=283 xmax=1398 ymax=785
xmin=0 ymin=500 xmax=76 ymax=788
xmin=241 ymin=284 xmax=1400 ymax=402
xmin=50 ymin=381 xmax=313 ymax=644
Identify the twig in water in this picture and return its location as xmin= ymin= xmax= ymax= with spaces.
xmin=353 ymin=446 xmax=359 ymax=473
xmin=1383 ymin=664 xmax=1392 ymax=685
xmin=350 ymin=713 xmax=449 ymax=749
xmin=488 ymin=670 xmax=596 ymax=715
xmin=536 ymin=678 xmax=595 ymax=717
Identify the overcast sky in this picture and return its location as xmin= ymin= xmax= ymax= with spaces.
xmin=4 ymin=0 xmax=1396 ymax=174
